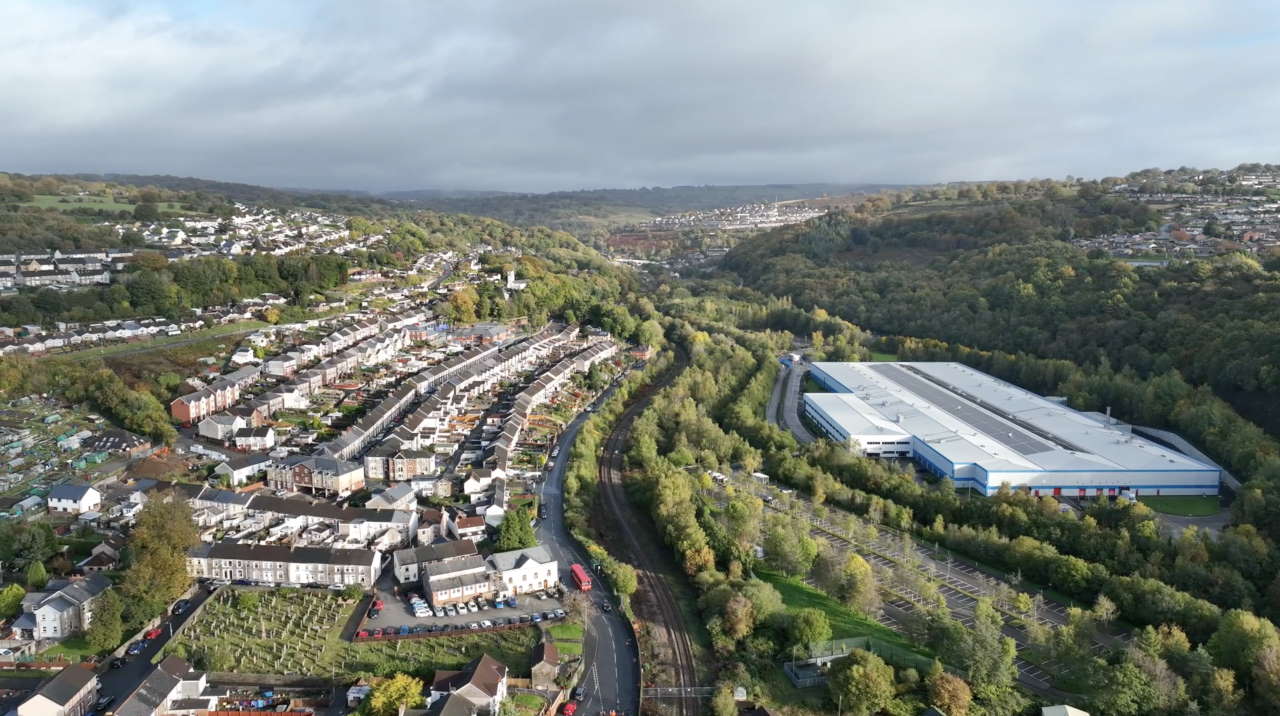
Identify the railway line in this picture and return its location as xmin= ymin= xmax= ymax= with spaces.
xmin=595 ymin=349 xmax=699 ymax=715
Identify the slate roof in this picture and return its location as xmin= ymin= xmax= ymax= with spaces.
xmin=31 ymin=664 xmax=96 ymax=706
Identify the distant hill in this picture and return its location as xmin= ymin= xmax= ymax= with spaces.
xmin=388 ymin=183 xmax=902 ymax=238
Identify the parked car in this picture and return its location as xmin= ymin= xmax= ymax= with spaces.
xmin=506 ymin=597 xmax=519 ymax=608
xmin=535 ymin=591 xmax=547 ymax=600
xmin=95 ymin=696 xmax=115 ymax=711
xmin=356 ymin=630 xmax=370 ymax=638
xmin=554 ymin=609 xmax=567 ymax=619
xmin=109 ymin=657 xmax=127 ymax=669
xmin=434 ymin=607 xmax=445 ymax=617
xmin=327 ymin=583 xmax=345 ymax=592
xmin=572 ymin=687 xmax=585 ymax=701
xmin=126 ymin=641 xmax=146 ymax=656
xmin=172 ymin=599 xmax=190 ymax=615
xmin=383 ymin=627 xmax=398 ymax=637
xmin=601 ymin=602 xmax=612 ymax=613
xmin=210 ymin=579 xmax=230 ymax=587
xmin=367 ymin=607 xmax=381 ymax=619
xmin=145 ymin=627 xmax=163 ymax=640
xmin=519 ymin=614 xmax=531 ymax=623
xmin=399 ymin=625 xmax=411 ymax=635
xmin=531 ymin=612 xmax=543 ymax=623
xmin=480 ymin=619 xmax=493 ymax=629
xmin=467 ymin=622 xmax=480 ymax=630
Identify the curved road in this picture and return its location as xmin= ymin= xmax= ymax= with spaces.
xmin=537 ymin=381 xmax=640 ymax=716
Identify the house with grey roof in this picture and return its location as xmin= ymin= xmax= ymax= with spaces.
xmin=428 ymin=654 xmax=508 ymax=715
xmin=13 ymin=575 xmax=111 ymax=640
xmin=16 ymin=664 xmax=98 ymax=716
xmin=114 ymin=656 xmax=210 ymax=716
xmin=392 ymin=539 xmax=478 ymax=584
xmin=46 ymin=484 xmax=100 ymax=514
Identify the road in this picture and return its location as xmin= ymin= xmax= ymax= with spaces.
xmin=770 ymin=357 xmax=815 ymax=443
xmin=536 ymin=382 xmax=640 ymax=716
xmin=97 ymin=586 xmax=215 ymax=704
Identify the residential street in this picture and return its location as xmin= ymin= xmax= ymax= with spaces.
xmin=536 ymin=382 xmax=640 ymax=716
xmin=96 ymin=586 xmax=214 ymax=703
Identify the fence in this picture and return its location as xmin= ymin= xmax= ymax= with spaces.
xmin=782 ymin=636 xmax=939 ymax=688
xmin=351 ymin=619 xmax=549 ymax=643
xmin=207 ymin=672 xmax=337 ymax=688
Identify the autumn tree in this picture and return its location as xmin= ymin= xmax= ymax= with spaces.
xmin=926 ymin=662 xmax=971 ymax=716
xmin=367 ymin=673 xmax=424 ymax=716
xmin=120 ymin=491 xmax=199 ymax=621
xmin=85 ymin=589 xmax=124 ymax=652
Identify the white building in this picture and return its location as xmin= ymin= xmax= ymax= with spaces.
xmin=488 ymin=545 xmax=557 ymax=596
xmin=186 ymin=542 xmax=380 ymax=586
xmin=16 ymin=665 xmax=98 ymax=716
xmin=46 ymin=485 xmax=101 ymax=515
xmin=803 ymin=362 xmax=1221 ymax=498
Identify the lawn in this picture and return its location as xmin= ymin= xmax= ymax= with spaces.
xmin=41 ymin=636 xmax=102 ymax=662
xmin=508 ymin=692 xmax=546 ymax=716
xmin=1140 ymin=495 xmax=1221 ymax=517
xmin=166 ymin=587 xmax=539 ymax=679
xmin=869 ymin=351 xmax=898 ymax=362
xmin=547 ymin=623 xmax=583 ymax=640
xmin=757 ymin=570 xmax=926 ymax=655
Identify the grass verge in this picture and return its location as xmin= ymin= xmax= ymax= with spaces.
xmin=757 ymin=570 xmax=927 ymax=654
xmin=1140 ymin=495 xmax=1221 ymax=517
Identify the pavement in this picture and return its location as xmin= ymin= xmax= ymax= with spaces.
xmin=97 ymin=585 xmax=216 ymax=704
xmin=535 ymin=380 xmax=640 ymax=716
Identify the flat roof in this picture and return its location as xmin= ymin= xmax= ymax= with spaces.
xmin=808 ymin=362 xmax=1217 ymax=475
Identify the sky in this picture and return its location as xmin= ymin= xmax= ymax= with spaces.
xmin=2 ymin=0 xmax=1280 ymax=192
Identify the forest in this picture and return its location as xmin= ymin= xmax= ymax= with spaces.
xmin=720 ymin=201 xmax=1280 ymax=434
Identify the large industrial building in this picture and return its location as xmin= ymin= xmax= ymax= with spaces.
xmin=802 ymin=362 xmax=1219 ymax=497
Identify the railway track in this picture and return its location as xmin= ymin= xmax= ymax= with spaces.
xmin=595 ymin=349 xmax=698 ymax=715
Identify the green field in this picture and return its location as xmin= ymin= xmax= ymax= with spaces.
xmin=20 ymin=194 xmax=189 ymax=214
xmin=166 ymin=587 xmax=538 ymax=679
xmin=758 ymin=570 xmax=926 ymax=654
xmin=1139 ymin=495 xmax=1221 ymax=517
xmin=60 ymin=321 xmax=268 ymax=361
xmin=869 ymin=351 xmax=898 ymax=362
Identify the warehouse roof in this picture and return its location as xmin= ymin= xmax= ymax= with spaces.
xmin=808 ymin=362 xmax=1218 ymax=475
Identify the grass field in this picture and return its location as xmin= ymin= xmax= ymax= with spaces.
xmin=869 ymin=351 xmax=898 ymax=362
xmin=20 ymin=194 xmax=187 ymax=214
xmin=167 ymin=587 xmax=539 ymax=679
xmin=758 ymin=570 xmax=926 ymax=654
xmin=59 ymin=321 xmax=268 ymax=361
xmin=1139 ymin=495 xmax=1221 ymax=517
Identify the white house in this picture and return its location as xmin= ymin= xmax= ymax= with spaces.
xmin=488 ymin=546 xmax=557 ymax=597
xmin=233 ymin=427 xmax=275 ymax=451
xmin=212 ymin=454 xmax=273 ymax=486
xmin=13 ymin=575 xmax=111 ymax=640
xmin=197 ymin=414 xmax=246 ymax=442
xmin=46 ymin=485 xmax=101 ymax=515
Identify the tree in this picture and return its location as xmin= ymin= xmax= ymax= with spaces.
xmin=494 ymin=506 xmax=536 ymax=551
xmin=827 ymin=649 xmax=894 ymax=716
xmin=0 ymin=583 xmax=25 ymax=618
xmin=927 ymin=666 xmax=972 ymax=716
xmin=26 ymin=560 xmax=47 ymax=589
xmin=367 ymin=673 xmax=424 ymax=716
xmin=132 ymin=202 xmax=160 ymax=221
xmin=0 ymin=521 xmax=57 ymax=569
xmin=763 ymin=515 xmax=817 ymax=576
xmin=709 ymin=682 xmax=737 ymax=716
xmin=85 ymin=589 xmax=124 ymax=652
xmin=1092 ymin=660 xmax=1157 ymax=716
xmin=343 ymin=584 xmax=365 ymax=601
xmin=788 ymin=608 xmax=831 ymax=654
xmin=836 ymin=554 xmax=880 ymax=614
xmin=120 ymin=492 xmax=199 ymax=621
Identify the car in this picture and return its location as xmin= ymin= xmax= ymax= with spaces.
xmin=210 ymin=579 xmax=230 ymax=587
xmin=467 ymin=622 xmax=480 ymax=630
xmin=372 ymin=599 xmax=385 ymax=609
xmin=519 ymin=614 xmax=531 ymax=623
xmin=95 ymin=696 xmax=115 ymax=711
xmin=357 ymin=630 xmax=370 ymax=638
xmin=506 ymin=597 xmax=519 ymax=608
xmin=434 ymin=607 xmax=445 ymax=618
xmin=327 ymin=583 xmax=345 ymax=591
xmin=126 ymin=641 xmax=146 ymax=656
xmin=109 ymin=657 xmax=127 ymax=669
xmin=480 ymin=619 xmax=493 ymax=629
xmin=145 ymin=627 xmax=163 ymax=640
xmin=562 ymin=702 xmax=578 ymax=716
xmin=413 ymin=609 xmax=431 ymax=618
xmin=538 ymin=504 xmax=548 ymax=519
xmin=367 ymin=608 xmax=381 ymax=619
xmin=445 ymin=605 xmax=457 ymax=617
xmin=399 ymin=625 xmax=411 ymax=635
xmin=412 ymin=625 xmax=427 ymax=634
xmin=535 ymin=591 xmax=547 ymax=600
xmin=478 ymin=600 xmax=489 ymax=611
xmin=543 ymin=611 xmax=556 ymax=621
xmin=383 ymin=627 xmax=398 ymax=637
xmin=494 ymin=599 xmax=505 ymax=609
xmin=467 ymin=601 xmax=479 ymax=614
xmin=572 ymin=687 xmax=585 ymax=701
xmin=531 ymin=612 xmax=543 ymax=623
xmin=600 ymin=602 xmax=612 ymax=613
xmin=554 ymin=609 xmax=567 ymax=619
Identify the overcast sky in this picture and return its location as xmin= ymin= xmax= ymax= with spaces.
xmin=2 ymin=0 xmax=1279 ymax=192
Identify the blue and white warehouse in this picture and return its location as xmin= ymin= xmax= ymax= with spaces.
xmin=803 ymin=361 xmax=1220 ymax=497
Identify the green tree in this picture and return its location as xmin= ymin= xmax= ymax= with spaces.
xmin=762 ymin=515 xmax=817 ymax=576
xmin=1092 ymin=660 xmax=1157 ymax=716
xmin=367 ymin=673 xmax=424 ymax=716
xmin=26 ymin=560 xmax=48 ymax=589
xmin=132 ymin=202 xmax=160 ymax=221
xmin=85 ymin=589 xmax=124 ymax=652
xmin=788 ymin=608 xmax=832 ymax=654
xmin=0 ymin=583 xmax=25 ymax=618
xmin=828 ymin=649 xmax=895 ymax=716
xmin=494 ymin=506 xmax=536 ymax=551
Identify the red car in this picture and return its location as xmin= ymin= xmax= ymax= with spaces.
xmin=145 ymin=627 xmax=163 ymax=640
xmin=371 ymin=599 xmax=385 ymax=609
xmin=356 ymin=630 xmax=370 ymax=638
xmin=562 ymin=703 xmax=577 ymax=716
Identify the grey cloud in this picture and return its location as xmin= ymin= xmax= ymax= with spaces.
xmin=1 ymin=0 xmax=1278 ymax=192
